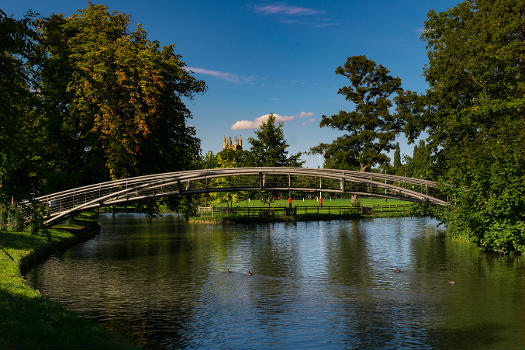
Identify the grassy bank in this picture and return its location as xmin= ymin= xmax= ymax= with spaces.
xmin=190 ymin=200 xmax=418 ymax=224
xmin=190 ymin=211 xmax=364 ymax=224
xmin=226 ymin=197 xmax=411 ymax=207
xmin=0 ymin=217 xmax=139 ymax=350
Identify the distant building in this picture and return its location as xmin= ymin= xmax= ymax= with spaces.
xmin=223 ymin=136 xmax=243 ymax=150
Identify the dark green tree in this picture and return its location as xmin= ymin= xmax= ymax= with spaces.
xmin=311 ymin=55 xmax=404 ymax=171
xmin=199 ymin=150 xmax=219 ymax=169
xmin=248 ymin=113 xmax=302 ymax=167
xmin=402 ymin=0 xmax=525 ymax=253
xmin=393 ymin=142 xmax=401 ymax=170
xmin=0 ymin=10 xmax=39 ymax=201
xmin=403 ymin=140 xmax=433 ymax=179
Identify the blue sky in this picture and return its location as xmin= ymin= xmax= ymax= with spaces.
xmin=4 ymin=0 xmax=460 ymax=167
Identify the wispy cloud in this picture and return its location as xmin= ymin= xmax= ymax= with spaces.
xmin=253 ymin=3 xmax=338 ymax=27
xmin=298 ymin=111 xmax=313 ymax=118
xmin=280 ymin=18 xmax=338 ymax=28
xmin=231 ymin=111 xmax=314 ymax=130
xmin=184 ymin=67 xmax=255 ymax=84
xmin=253 ymin=4 xmax=322 ymax=16
xmin=232 ymin=113 xmax=295 ymax=130
xmin=301 ymin=117 xmax=316 ymax=126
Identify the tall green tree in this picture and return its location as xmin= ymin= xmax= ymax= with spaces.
xmin=34 ymin=4 xmax=205 ymax=188
xmin=248 ymin=113 xmax=302 ymax=167
xmin=311 ymin=55 xmax=404 ymax=171
xmin=402 ymin=0 xmax=525 ymax=253
xmin=393 ymin=142 xmax=401 ymax=171
xmin=0 ymin=10 xmax=39 ymax=201
xmin=402 ymin=140 xmax=433 ymax=179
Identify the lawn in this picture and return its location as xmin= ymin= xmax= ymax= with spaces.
xmin=228 ymin=197 xmax=412 ymax=207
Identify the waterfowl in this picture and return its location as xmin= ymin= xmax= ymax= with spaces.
xmin=226 ymin=269 xmax=231 ymax=273
xmin=395 ymin=269 xmax=401 ymax=273
xmin=448 ymin=280 xmax=456 ymax=285
xmin=248 ymin=271 xmax=253 ymax=276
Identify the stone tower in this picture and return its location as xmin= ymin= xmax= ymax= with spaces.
xmin=223 ymin=136 xmax=242 ymax=150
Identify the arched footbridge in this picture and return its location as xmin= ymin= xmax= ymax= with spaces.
xmin=34 ymin=167 xmax=449 ymax=226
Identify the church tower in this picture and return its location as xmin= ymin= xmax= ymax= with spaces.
xmin=223 ymin=136 xmax=243 ymax=150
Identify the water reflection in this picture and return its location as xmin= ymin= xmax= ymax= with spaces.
xmin=26 ymin=214 xmax=524 ymax=349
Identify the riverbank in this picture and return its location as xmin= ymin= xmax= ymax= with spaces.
xmin=0 ymin=215 xmax=140 ymax=350
xmin=189 ymin=212 xmax=364 ymax=224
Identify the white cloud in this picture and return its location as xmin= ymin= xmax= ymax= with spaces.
xmin=253 ymin=4 xmax=322 ymax=16
xmin=184 ymin=67 xmax=255 ymax=84
xmin=253 ymin=4 xmax=338 ymax=28
xmin=231 ymin=113 xmax=295 ymax=130
xmin=298 ymin=111 xmax=314 ymax=118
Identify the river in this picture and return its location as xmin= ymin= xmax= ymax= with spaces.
xmin=26 ymin=214 xmax=524 ymax=349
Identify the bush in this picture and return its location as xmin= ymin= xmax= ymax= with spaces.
xmin=0 ymin=206 xmax=8 ymax=230
xmin=8 ymin=210 xmax=24 ymax=232
xmin=28 ymin=204 xmax=46 ymax=235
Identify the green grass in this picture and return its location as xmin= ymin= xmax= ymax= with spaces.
xmin=0 ymin=224 xmax=139 ymax=349
xmin=192 ymin=197 xmax=414 ymax=223
xmin=228 ymin=197 xmax=412 ymax=207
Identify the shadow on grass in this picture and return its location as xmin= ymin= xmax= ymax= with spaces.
xmin=0 ymin=287 xmax=139 ymax=350
xmin=0 ymin=231 xmax=47 ymax=251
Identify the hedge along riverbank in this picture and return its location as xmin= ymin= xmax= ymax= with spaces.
xmin=0 ymin=217 xmax=140 ymax=350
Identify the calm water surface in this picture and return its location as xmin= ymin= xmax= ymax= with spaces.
xmin=26 ymin=215 xmax=524 ymax=349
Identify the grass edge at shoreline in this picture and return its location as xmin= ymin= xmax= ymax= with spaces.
xmin=0 ymin=216 xmax=141 ymax=350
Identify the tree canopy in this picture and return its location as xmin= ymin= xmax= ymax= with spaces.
xmin=248 ymin=113 xmax=302 ymax=167
xmin=0 ymin=10 xmax=39 ymax=201
xmin=311 ymin=55 xmax=404 ymax=171
xmin=0 ymin=4 xmax=206 ymax=203
xmin=403 ymin=0 xmax=525 ymax=254
xmin=34 ymin=4 xmax=205 ymax=182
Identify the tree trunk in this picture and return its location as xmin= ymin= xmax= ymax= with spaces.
xmin=359 ymin=163 xmax=368 ymax=172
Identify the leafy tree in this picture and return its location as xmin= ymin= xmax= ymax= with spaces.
xmin=248 ymin=113 xmax=302 ymax=167
xmin=0 ymin=10 xmax=39 ymax=201
xmin=34 ymin=4 xmax=205 ymax=186
xmin=393 ymin=142 xmax=401 ymax=171
xmin=199 ymin=150 xmax=219 ymax=169
xmin=402 ymin=140 xmax=433 ymax=179
xmin=403 ymin=0 xmax=525 ymax=253
xmin=311 ymin=55 xmax=404 ymax=171
xmin=247 ymin=113 xmax=302 ymax=205
xmin=208 ymin=150 xmax=248 ymax=206
xmin=215 ymin=148 xmax=254 ymax=168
